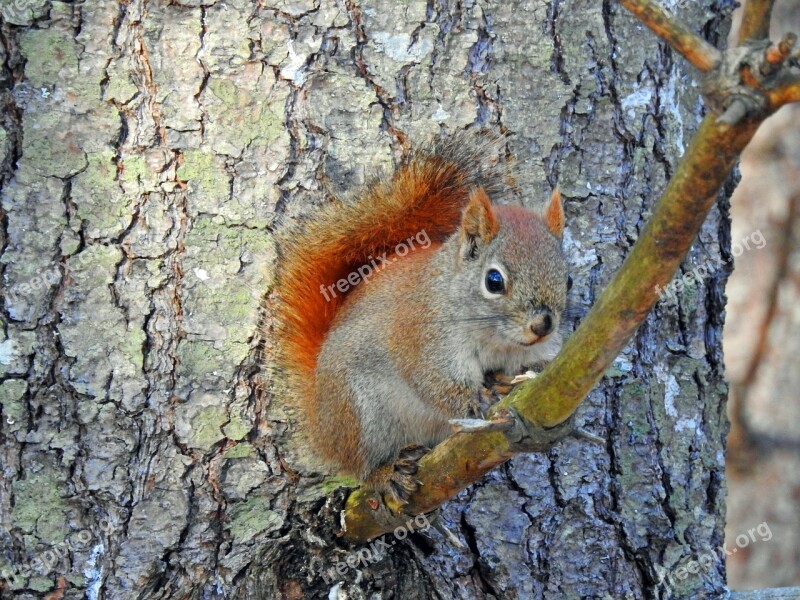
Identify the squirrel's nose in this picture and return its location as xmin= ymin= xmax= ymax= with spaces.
xmin=528 ymin=311 xmax=554 ymax=338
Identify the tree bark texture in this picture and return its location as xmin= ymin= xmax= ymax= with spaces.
xmin=0 ymin=0 xmax=739 ymax=598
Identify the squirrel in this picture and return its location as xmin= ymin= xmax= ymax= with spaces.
xmin=273 ymin=132 xmax=569 ymax=509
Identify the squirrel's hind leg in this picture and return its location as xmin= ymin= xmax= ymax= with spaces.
xmin=364 ymin=444 xmax=429 ymax=513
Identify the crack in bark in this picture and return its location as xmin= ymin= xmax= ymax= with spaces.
xmin=467 ymin=5 xmax=501 ymax=127
xmin=547 ymin=0 xmax=570 ymax=85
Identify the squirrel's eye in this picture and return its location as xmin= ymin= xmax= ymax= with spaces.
xmin=485 ymin=269 xmax=505 ymax=294
xmin=567 ymin=274 xmax=573 ymax=291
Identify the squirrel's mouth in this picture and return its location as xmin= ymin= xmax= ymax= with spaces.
xmin=518 ymin=333 xmax=550 ymax=346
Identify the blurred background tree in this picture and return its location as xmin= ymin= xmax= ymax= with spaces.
xmin=725 ymin=0 xmax=800 ymax=590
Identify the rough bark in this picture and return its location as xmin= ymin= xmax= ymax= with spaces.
xmin=0 ymin=0 xmax=739 ymax=598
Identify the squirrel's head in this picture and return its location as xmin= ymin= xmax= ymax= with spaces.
xmin=454 ymin=186 xmax=568 ymax=363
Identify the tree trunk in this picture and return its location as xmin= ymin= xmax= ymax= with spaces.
xmin=0 ymin=0 xmax=738 ymax=598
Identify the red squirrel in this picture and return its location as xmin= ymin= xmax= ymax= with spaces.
xmin=274 ymin=132 xmax=568 ymax=508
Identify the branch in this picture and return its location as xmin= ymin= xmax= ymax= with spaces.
xmin=738 ymin=0 xmax=776 ymax=43
xmin=704 ymin=34 xmax=798 ymax=124
xmin=342 ymin=113 xmax=763 ymax=542
xmin=768 ymin=75 xmax=800 ymax=107
xmin=341 ymin=0 xmax=799 ymax=544
xmin=763 ymin=33 xmax=797 ymax=70
xmin=616 ymin=0 xmax=721 ymax=72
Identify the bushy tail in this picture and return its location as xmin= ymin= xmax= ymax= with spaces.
xmin=272 ymin=131 xmax=514 ymax=424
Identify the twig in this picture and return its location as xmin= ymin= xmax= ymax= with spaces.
xmin=768 ymin=75 xmax=800 ymax=107
xmin=719 ymin=98 xmax=752 ymax=125
xmin=702 ymin=37 xmax=799 ymax=125
xmin=738 ymin=0 xmax=776 ymax=43
xmin=764 ymin=33 xmax=797 ymax=68
xmin=617 ymin=0 xmax=722 ymax=72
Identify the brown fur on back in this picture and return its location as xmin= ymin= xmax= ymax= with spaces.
xmin=271 ymin=132 xmax=514 ymax=460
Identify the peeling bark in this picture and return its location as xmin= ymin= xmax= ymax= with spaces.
xmin=0 ymin=0 xmax=738 ymax=598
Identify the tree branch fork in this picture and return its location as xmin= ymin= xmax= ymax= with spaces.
xmin=340 ymin=0 xmax=800 ymax=543
xmin=620 ymin=0 xmax=800 ymax=123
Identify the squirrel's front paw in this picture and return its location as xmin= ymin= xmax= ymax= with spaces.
xmin=366 ymin=444 xmax=429 ymax=512
xmin=484 ymin=369 xmax=538 ymax=399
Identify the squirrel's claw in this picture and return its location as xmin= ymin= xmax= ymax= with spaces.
xmin=394 ymin=444 xmax=427 ymax=473
xmin=388 ymin=474 xmax=422 ymax=505
xmin=368 ymin=444 xmax=429 ymax=513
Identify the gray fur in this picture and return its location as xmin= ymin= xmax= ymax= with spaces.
xmin=314 ymin=202 xmax=568 ymax=477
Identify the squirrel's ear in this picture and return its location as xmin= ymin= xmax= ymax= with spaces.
xmin=460 ymin=187 xmax=499 ymax=258
xmin=544 ymin=187 xmax=565 ymax=238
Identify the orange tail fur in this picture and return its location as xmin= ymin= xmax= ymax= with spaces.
xmin=272 ymin=132 xmax=514 ymax=434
